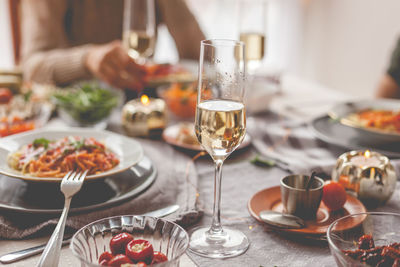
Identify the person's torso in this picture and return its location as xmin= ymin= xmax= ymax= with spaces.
xmin=65 ymin=0 xmax=124 ymax=46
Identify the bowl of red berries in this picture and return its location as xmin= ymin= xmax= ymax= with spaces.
xmin=70 ymin=215 xmax=189 ymax=266
xmin=327 ymin=212 xmax=400 ymax=267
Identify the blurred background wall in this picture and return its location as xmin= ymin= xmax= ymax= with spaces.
xmin=0 ymin=0 xmax=14 ymax=69
xmin=2 ymin=0 xmax=400 ymax=97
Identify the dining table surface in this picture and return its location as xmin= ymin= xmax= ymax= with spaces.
xmin=0 ymin=74 xmax=400 ymax=267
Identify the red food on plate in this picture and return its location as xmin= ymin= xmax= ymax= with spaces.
xmin=0 ymin=88 xmax=13 ymax=104
xmin=152 ymin=251 xmax=168 ymax=264
xmin=126 ymin=239 xmax=154 ymax=263
xmin=110 ymin=232 xmax=134 ymax=255
xmin=108 ymin=254 xmax=133 ymax=266
xmin=97 ymin=232 xmax=168 ymax=266
xmin=322 ymin=180 xmax=347 ymax=211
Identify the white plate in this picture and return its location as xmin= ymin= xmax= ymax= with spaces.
xmin=0 ymin=128 xmax=144 ymax=182
xmin=328 ymin=99 xmax=400 ymax=143
xmin=162 ymin=123 xmax=251 ymax=151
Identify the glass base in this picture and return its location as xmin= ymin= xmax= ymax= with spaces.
xmin=188 ymin=226 xmax=249 ymax=259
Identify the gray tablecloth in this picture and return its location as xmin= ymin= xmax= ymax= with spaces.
xmin=187 ymin=112 xmax=400 ymax=267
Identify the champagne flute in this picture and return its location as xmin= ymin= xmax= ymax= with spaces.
xmin=238 ymin=0 xmax=267 ymax=74
xmin=189 ymin=39 xmax=249 ymax=258
xmin=123 ymin=0 xmax=156 ymax=64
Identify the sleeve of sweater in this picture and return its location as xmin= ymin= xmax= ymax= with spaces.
xmin=20 ymin=0 xmax=93 ymax=85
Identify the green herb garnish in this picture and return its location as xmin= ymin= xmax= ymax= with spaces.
xmin=23 ymin=91 xmax=33 ymax=102
xmin=52 ymin=83 xmax=119 ymax=124
xmin=33 ymin=138 xmax=51 ymax=149
xmin=250 ymin=155 xmax=276 ymax=168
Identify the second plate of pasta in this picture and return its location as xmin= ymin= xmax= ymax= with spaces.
xmin=0 ymin=128 xmax=144 ymax=182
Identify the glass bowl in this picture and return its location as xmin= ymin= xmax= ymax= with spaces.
xmin=70 ymin=215 xmax=189 ymax=266
xmin=53 ymin=82 xmax=124 ymax=129
xmin=327 ymin=212 xmax=400 ymax=267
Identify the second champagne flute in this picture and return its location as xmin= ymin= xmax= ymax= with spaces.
xmin=189 ymin=39 xmax=249 ymax=258
xmin=123 ymin=0 xmax=156 ymax=63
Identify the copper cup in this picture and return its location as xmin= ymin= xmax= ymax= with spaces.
xmin=280 ymin=175 xmax=324 ymax=220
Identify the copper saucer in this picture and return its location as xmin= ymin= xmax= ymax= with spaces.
xmin=248 ymin=186 xmax=367 ymax=236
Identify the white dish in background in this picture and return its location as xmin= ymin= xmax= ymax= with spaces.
xmin=162 ymin=123 xmax=252 ymax=152
xmin=309 ymin=116 xmax=400 ymax=158
xmin=328 ymin=99 xmax=400 ymax=143
xmin=0 ymin=128 xmax=144 ymax=182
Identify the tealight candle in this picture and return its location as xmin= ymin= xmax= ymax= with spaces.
xmin=332 ymin=150 xmax=396 ymax=207
xmin=122 ymin=95 xmax=167 ymax=137
xmin=350 ymin=150 xmax=380 ymax=167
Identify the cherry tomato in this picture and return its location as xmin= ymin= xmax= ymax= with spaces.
xmin=99 ymin=259 xmax=109 ymax=266
xmin=126 ymin=239 xmax=154 ymax=263
xmin=322 ymin=180 xmax=347 ymax=211
xmin=0 ymin=88 xmax=13 ymax=104
xmin=152 ymin=251 xmax=168 ymax=264
xmin=108 ymin=254 xmax=133 ymax=266
xmin=110 ymin=232 xmax=134 ymax=255
xmin=99 ymin=251 xmax=113 ymax=264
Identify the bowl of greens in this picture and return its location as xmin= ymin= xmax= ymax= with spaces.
xmin=53 ymin=83 xmax=122 ymax=129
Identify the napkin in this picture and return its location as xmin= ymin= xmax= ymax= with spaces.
xmin=247 ymin=112 xmax=400 ymax=176
xmin=0 ymin=140 xmax=202 ymax=239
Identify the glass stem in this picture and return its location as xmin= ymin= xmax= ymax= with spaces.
xmin=209 ymin=159 xmax=224 ymax=235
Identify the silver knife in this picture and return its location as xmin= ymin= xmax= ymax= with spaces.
xmin=0 ymin=205 xmax=179 ymax=264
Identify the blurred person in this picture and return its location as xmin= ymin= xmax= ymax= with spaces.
xmin=376 ymin=38 xmax=400 ymax=99
xmin=20 ymin=0 xmax=205 ymax=91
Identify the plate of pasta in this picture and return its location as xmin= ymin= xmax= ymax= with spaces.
xmin=328 ymin=99 xmax=400 ymax=143
xmin=0 ymin=128 xmax=144 ymax=182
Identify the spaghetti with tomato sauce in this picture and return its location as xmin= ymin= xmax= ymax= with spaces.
xmin=7 ymin=136 xmax=119 ymax=177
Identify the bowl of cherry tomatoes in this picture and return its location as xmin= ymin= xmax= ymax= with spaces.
xmin=70 ymin=215 xmax=189 ymax=267
xmin=327 ymin=212 xmax=400 ymax=267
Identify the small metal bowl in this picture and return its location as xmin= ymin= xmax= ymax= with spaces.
xmin=280 ymin=174 xmax=324 ymax=220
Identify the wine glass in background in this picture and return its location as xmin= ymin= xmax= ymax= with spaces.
xmin=123 ymin=0 xmax=156 ymax=64
xmin=238 ymin=0 xmax=267 ymax=75
xmin=189 ymin=39 xmax=249 ymax=258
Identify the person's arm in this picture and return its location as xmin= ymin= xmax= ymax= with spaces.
xmin=157 ymin=0 xmax=205 ymax=60
xmin=376 ymin=37 xmax=400 ymax=99
xmin=20 ymin=0 xmax=93 ymax=85
xmin=376 ymin=74 xmax=400 ymax=98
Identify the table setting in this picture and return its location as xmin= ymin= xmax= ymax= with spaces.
xmin=0 ymin=51 xmax=400 ymax=266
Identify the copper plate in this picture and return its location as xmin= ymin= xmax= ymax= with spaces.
xmin=162 ymin=123 xmax=252 ymax=151
xmin=248 ymin=186 xmax=367 ymax=235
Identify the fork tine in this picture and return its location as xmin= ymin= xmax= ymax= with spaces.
xmin=62 ymin=171 xmax=73 ymax=181
xmin=77 ymin=170 xmax=88 ymax=181
xmin=68 ymin=171 xmax=78 ymax=180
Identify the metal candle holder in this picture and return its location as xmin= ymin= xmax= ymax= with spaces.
xmin=122 ymin=95 xmax=167 ymax=137
xmin=332 ymin=150 xmax=397 ymax=207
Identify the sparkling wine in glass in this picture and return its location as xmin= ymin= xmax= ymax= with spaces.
xmin=189 ymin=39 xmax=249 ymax=258
xmin=238 ymin=0 xmax=267 ymax=74
xmin=123 ymin=0 xmax=156 ymax=63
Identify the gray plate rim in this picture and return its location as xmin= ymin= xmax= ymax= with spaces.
xmin=309 ymin=115 xmax=400 ymax=158
xmin=0 ymin=157 xmax=157 ymax=214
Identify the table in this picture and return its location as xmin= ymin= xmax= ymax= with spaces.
xmin=0 ymin=75 xmax=398 ymax=267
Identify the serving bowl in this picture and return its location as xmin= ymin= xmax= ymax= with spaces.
xmin=327 ymin=212 xmax=400 ymax=267
xmin=70 ymin=215 xmax=189 ymax=266
xmin=53 ymin=83 xmax=123 ymax=129
xmin=157 ymin=83 xmax=197 ymax=119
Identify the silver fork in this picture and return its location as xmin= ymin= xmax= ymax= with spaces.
xmin=37 ymin=170 xmax=88 ymax=267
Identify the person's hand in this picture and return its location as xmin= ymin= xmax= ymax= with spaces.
xmin=85 ymin=41 xmax=147 ymax=91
